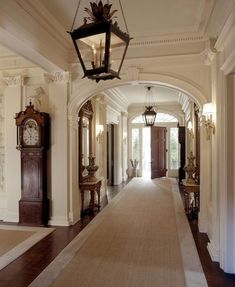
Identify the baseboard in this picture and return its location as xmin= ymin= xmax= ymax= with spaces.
xmin=68 ymin=209 xmax=80 ymax=225
xmin=48 ymin=216 xmax=71 ymax=226
xmin=207 ymin=240 xmax=220 ymax=262
xmin=198 ymin=212 xmax=208 ymax=233
xmin=3 ymin=212 xmax=19 ymax=223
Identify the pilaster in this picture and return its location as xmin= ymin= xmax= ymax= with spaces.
xmin=3 ymin=75 xmax=24 ymax=222
xmin=45 ymin=71 xmax=70 ymax=226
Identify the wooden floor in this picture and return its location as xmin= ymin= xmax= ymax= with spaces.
xmin=0 ymin=181 xmax=235 ymax=287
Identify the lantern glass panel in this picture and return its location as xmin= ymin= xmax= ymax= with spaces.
xmin=110 ymin=32 xmax=126 ymax=72
xmin=77 ymin=32 xmax=106 ymax=70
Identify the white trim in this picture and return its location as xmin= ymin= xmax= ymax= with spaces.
xmin=207 ymin=241 xmax=220 ymax=262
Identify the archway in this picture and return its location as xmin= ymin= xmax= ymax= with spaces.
xmin=67 ymin=71 xmax=208 ymax=223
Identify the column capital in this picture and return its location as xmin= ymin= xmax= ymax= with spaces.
xmin=44 ymin=71 xmax=70 ymax=84
xmin=2 ymin=75 xmax=27 ymax=87
xmin=68 ymin=115 xmax=80 ymax=129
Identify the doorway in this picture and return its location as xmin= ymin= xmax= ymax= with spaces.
xmin=130 ymin=113 xmax=179 ymax=179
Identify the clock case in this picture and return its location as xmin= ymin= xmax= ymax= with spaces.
xmin=15 ymin=103 xmax=50 ymax=226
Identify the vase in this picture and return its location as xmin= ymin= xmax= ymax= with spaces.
xmin=184 ymin=151 xmax=197 ymax=184
xmin=86 ymin=155 xmax=99 ymax=182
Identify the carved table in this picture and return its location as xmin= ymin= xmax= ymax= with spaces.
xmin=79 ymin=179 xmax=102 ymax=216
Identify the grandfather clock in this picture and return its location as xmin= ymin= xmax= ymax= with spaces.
xmin=15 ymin=102 xmax=50 ymax=226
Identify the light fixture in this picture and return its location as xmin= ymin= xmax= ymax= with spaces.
xmin=96 ymin=124 xmax=104 ymax=143
xmin=202 ymin=102 xmax=215 ymax=140
xmin=187 ymin=120 xmax=194 ymax=139
xmin=142 ymin=86 xmax=157 ymax=126
xmin=68 ymin=0 xmax=132 ymax=82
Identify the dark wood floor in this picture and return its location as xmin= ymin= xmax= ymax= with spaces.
xmin=0 ymin=181 xmax=235 ymax=287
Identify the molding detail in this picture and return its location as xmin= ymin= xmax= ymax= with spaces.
xmin=207 ymin=241 xmax=220 ymax=262
xmin=215 ymin=6 xmax=235 ymax=52
xmin=130 ymin=35 xmax=204 ymax=47
xmin=44 ymin=72 xmax=70 ymax=84
xmin=68 ymin=115 xmax=80 ymax=129
xmin=2 ymin=75 xmax=24 ymax=87
xmin=201 ymin=38 xmax=217 ymax=65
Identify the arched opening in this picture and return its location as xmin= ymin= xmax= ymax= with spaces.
xmin=68 ymin=75 xmax=206 ymax=220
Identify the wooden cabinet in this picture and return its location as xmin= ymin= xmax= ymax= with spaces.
xmin=178 ymin=126 xmax=185 ymax=183
xmin=15 ymin=103 xmax=50 ymax=226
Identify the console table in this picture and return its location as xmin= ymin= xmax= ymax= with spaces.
xmin=79 ymin=179 xmax=102 ymax=216
xmin=182 ymin=180 xmax=200 ymax=218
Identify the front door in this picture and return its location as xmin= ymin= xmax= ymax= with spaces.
xmin=151 ymin=126 xmax=167 ymax=178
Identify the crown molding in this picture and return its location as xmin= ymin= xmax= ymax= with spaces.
xmin=214 ymin=5 xmax=235 ymax=52
xmin=130 ymin=34 xmax=205 ymax=48
xmin=103 ymin=89 xmax=129 ymax=113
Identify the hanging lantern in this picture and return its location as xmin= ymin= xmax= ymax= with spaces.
xmin=68 ymin=1 xmax=131 ymax=82
xmin=142 ymin=86 xmax=157 ymax=126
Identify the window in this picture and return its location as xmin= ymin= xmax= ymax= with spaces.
xmin=131 ymin=128 xmax=140 ymax=162
xmin=170 ymin=128 xmax=179 ymax=169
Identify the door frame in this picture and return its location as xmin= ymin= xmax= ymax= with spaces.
xmin=129 ymin=121 xmax=179 ymax=178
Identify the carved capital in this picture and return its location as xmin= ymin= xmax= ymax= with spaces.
xmin=68 ymin=115 xmax=80 ymax=130
xmin=202 ymin=38 xmax=217 ymax=65
xmin=44 ymin=72 xmax=70 ymax=84
xmin=2 ymin=75 xmax=25 ymax=87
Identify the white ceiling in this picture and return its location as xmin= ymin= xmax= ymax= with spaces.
xmin=0 ymin=0 xmax=217 ymax=108
xmin=113 ymin=84 xmax=181 ymax=106
xmin=40 ymin=0 xmax=213 ymax=41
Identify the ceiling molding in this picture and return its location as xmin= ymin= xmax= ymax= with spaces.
xmin=214 ymin=5 xmax=235 ymax=52
xmin=102 ymin=89 xmax=128 ymax=113
xmin=130 ymin=35 xmax=205 ymax=48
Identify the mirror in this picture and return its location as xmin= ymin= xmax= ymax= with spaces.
xmin=79 ymin=100 xmax=93 ymax=182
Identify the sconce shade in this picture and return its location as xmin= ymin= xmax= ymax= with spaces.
xmin=202 ymin=102 xmax=216 ymax=140
xmin=68 ymin=1 xmax=131 ymax=82
xmin=202 ymin=102 xmax=216 ymax=117
xmin=187 ymin=121 xmax=193 ymax=130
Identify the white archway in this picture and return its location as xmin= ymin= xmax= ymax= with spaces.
xmin=67 ymin=71 xmax=208 ymax=224
xmin=68 ymin=72 xmax=207 ymax=117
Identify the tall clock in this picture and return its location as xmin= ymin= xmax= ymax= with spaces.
xmin=15 ymin=102 xmax=50 ymax=226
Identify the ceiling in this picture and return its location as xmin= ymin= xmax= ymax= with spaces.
xmin=0 ymin=0 xmax=219 ymax=108
xmin=40 ymin=0 xmax=214 ymax=42
xmin=114 ymin=84 xmax=181 ymax=106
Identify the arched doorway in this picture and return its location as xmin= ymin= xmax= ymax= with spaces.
xmin=129 ymin=113 xmax=179 ymax=179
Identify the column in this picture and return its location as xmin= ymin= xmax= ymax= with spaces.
xmin=44 ymin=71 xmax=70 ymax=226
xmin=68 ymin=114 xmax=80 ymax=224
xmin=3 ymin=76 xmax=23 ymax=222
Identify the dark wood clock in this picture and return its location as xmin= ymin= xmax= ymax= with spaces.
xmin=15 ymin=102 xmax=50 ymax=226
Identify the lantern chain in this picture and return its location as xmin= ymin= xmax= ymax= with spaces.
xmin=70 ymin=0 xmax=82 ymax=32
xmin=119 ymin=0 xmax=129 ymax=34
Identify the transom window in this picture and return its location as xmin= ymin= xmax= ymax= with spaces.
xmin=132 ymin=113 xmax=178 ymax=123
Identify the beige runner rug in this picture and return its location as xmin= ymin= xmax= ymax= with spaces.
xmin=0 ymin=225 xmax=54 ymax=270
xmin=30 ymin=178 xmax=207 ymax=287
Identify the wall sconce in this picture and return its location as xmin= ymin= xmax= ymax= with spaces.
xmin=96 ymin=124 xmax=104 ymax=144
xmin=187 ymin=120 xmax=194 ymax=139
xmin=202 ymin=102 xmax=216 ymax=140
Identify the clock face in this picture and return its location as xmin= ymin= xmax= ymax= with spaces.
xmin=23 ymin=119 xmax=39 ymax=146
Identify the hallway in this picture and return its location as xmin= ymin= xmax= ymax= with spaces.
xmin=0 ymin=179 xmax=234 ymax=286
